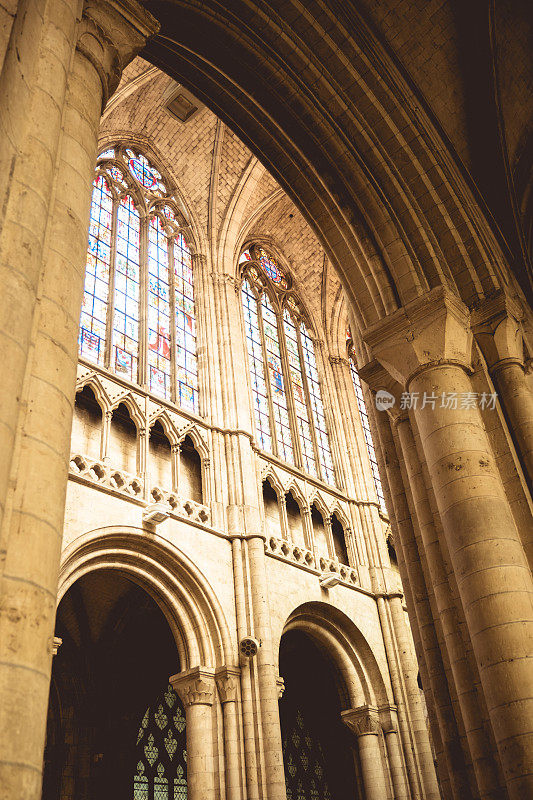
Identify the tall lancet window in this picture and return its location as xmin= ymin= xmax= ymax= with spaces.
xmin=347 ymin=328 xmax=386 ymax=513
xmin=80 ymin=147 xmax=198 ymax=413
xmin=240 ymin=245 xmax=335 ymax=486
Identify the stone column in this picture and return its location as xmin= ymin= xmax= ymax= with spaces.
xmin=369 ymin=393 xmax=466 ymax=800
xmin=395 ymin=410 xmax=505 ymax=798
xmin=101 ymin=409 xmax=113 ymax=461
xmin=472 ymin=291 xmax=533 ymax=489
xmin=171 ymin=667 xmax=216 ymax=800
xmin=216 ymin=666 xmax=244 ymax=800
xmin=379 ymin=705 xmax=410 ymax=800
xmin=0 ymin=2 xmax=159 ymax=798
xmin=278 ymin=493 xmax=289 ymax=540
xmin=171 ymin=442 xmax=181 ymax=493
xmin=342 ymin=706 xmax=388 ymax=800
xmin=364 ymin=285 xmax=533 ymax=800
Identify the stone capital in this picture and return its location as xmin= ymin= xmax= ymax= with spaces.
xmin=215 ymin=666 xmax=241 ymax=704
xmin=78 ymin=0 xmax=159 ymax=106
xmin=276 ymin=675 xmax=286 ymax=700
xmin=470 ymin=291 xmax=525 ymax=370
xmin=341 ymin=705 xmax=381 ymax=737
xmin=362 ymin=286 xmax=472 ymax=387
xmin=378 ymin=704 xmax=399 ymax=733
xmin=170 ymin=666 xmax=216 ymax=707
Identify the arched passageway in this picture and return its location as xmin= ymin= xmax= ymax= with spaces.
xmin=279 ymin=630 xmax=361 ymax=800
xmin=42 ymin=570 xmax=186 ymax=800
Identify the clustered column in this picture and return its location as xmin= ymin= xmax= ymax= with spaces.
xmin=363 ymin=285 xmax=533 ymax=800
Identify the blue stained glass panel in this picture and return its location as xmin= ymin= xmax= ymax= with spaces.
xmin=80 ymin=175 xmax=113 ymax=364
xmin=174 ymin=235 xmax=198 ymax=412
xmin=283 ymin=310 xmax=316 ymax=476
xmin=148 ymin=217 xmax=172 ymax=398
xmin=300 ymin=324 xmax=335 ymax=485
xmin=112 ymin=195 xmax=140 ymax=381
xmin=241 ymin=281 xmax=272 ymax=452
xmin=261 ymin=294 xmax=293 ymax=463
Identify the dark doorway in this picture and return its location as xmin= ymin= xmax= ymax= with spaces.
xmin=42 ymin=570 xmax=184 ymax=800
xmin=279 ymin=630 xmax=360 ymax=800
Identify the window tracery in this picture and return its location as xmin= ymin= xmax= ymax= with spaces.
xmin=80 ymin=147 xmax=198 ymax=413
xmin=347 ymin=328 xmax=386 ymax=513
xmin=240 ymin=246 xmax=335 ymax=485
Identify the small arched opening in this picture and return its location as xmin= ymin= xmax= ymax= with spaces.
xmin=72 ymin=385 xmax=102 ymax=459
xmin=179 ymin=435 xmax=202 ymax=503
xmin=149 ymin=419 xmax=173 ymax=488
xmin=311 ymin=503 xmax=329 ymax=558
xmin=263 ymin=478 xmax=282 ymax=539
xmin=286 ymin=491 xmax=306 ymax=548
xmin=331 ymin=513 xmax=349 ymax=565
xmin=108 ymin=402 xmax=138 ymax=474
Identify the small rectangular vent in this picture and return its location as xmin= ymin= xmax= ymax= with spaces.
xmin=166 ymin=91 xmax=200 ymax=123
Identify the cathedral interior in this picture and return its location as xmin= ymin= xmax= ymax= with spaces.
xmin=0 ymin=2 xmax=532 ymax=800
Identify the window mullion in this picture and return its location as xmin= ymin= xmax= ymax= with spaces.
xmin=168 ymin=236 xmax=178 ymax=404
xmin=256 ymin=289 xmax=280 ymax=459
xmin=278 ymin=309 xmax=303 ymax=469
xmin=296 ymin=324 xmax=322 ymax=480
xmin=138 ymin=213 xmax=149 ymax=387
xmin=104 ymin=194 xmax=119 ymax=370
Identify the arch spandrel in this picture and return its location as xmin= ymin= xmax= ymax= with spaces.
xmin=58 ymin=527 xmax=234 ymax=670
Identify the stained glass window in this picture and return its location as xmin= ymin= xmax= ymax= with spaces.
xmin=174 ymin=233 xmax=198 ymax=412
xmin=262 ymin=293 xmax=294 ymax=463
xmin=240 ymin=246 xmax=335 ymax=486
xmin=80 ymin=146 xmax=199 ymax=413
xmin=113 ymin=195 xmax=140 ymax=381
xmin=148 ymin=216 xmax=171 ymax=397
xmin=283 ymin=311 xmax=315 ymax=476
xmin=80 ymin=175 xmax=113 ymax=364
xmin=300 ymin=324 xmax=335 ymax=485
xmin=347 ymin=329 xmax=386 ymax=513
xmin=242 ymin=280 xmax=272 ymax=451
xmin=133 ymin=683 xmax=187 ymax=800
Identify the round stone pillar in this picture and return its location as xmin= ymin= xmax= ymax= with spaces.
xmin=342 ymin=706 xmax=388 ymax=800
xmin=171 ymin=667 xmax=216 ymax=800
xmin=216 ymin=666 xmax=244 ymax=800
xmin=0 ymin=2 xmax=159 ymax=798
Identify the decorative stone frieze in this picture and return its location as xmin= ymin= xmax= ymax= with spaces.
xmin=70 ymin=452 xmax=143 ymax=497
